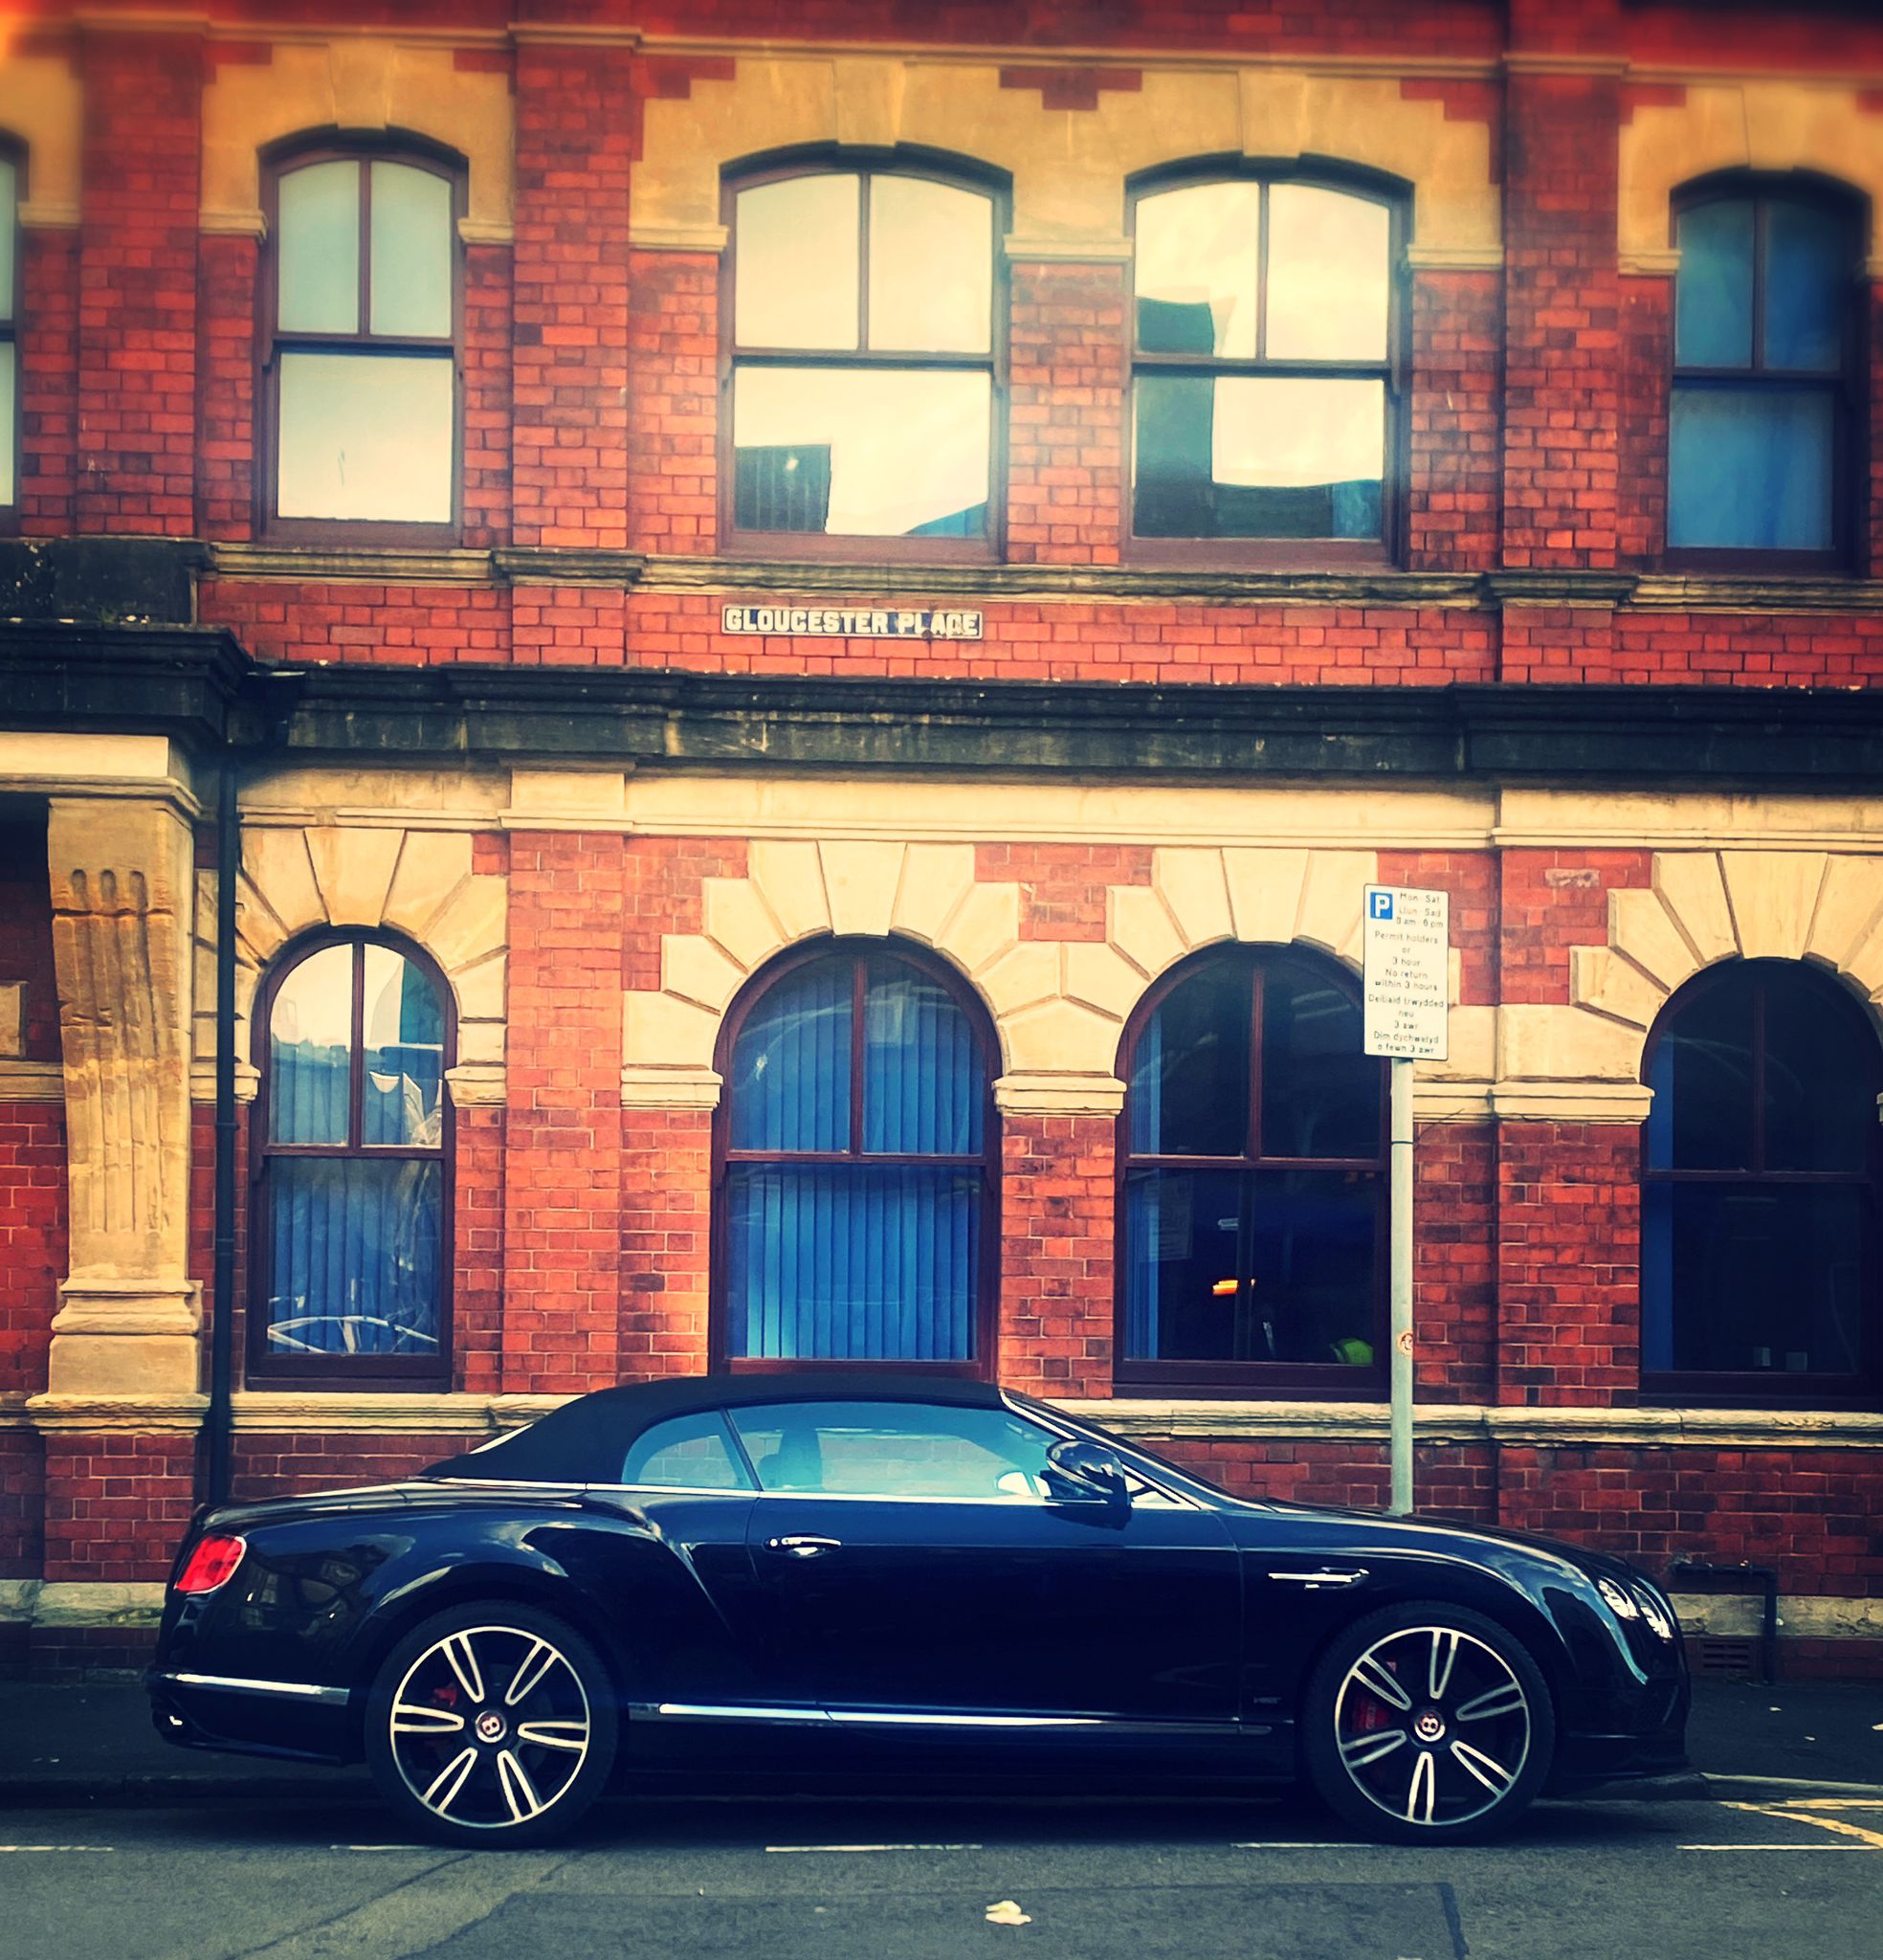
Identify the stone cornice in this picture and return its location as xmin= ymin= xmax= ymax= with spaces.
xmin=0 ymin=1060 xmax=64 ymax=1103
xmin=192 ymin=546 xmax=1883 ymax=621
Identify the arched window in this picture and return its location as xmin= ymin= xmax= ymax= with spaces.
xmin=714 ymin=941 xmax=996 ymax=1372
xmin=1129 ymin=168 xmax=1403 ymax=563
xmin=1642 ymin=960 xmax=1881 ymax=1404
xmin=263 ymin=140 xmax=462 ymax=537
xmin=722 ymin=157 xmax=1002 ymax=556
xmin=252 ymin=935 xmax=454 ymax=1384
xmin=0 ymin=140 xmax=21 ymax=515
xmin=1118 ymin=947 xmax=1386 ymax=1392
xmin=1669 ymin=178 xmax=1863 ymax=564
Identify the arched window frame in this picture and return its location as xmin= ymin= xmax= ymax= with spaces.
xmin=709 ymin=936 xmax=1001 ymax=1378
xmin=1665 ymin=171 xmax=1868 ymax=570
xmin=249 ymin=929 xmax=456 ymax=1389
xmin=1640 ymin=957 xmax=1882 ymax=1410
xmin=1124 ymin=158 xmax=1409 ymax=570
xmin=0 ymin=134 xmax=24 ymax=526
xmin=719 ymin=147 xmax=1009 ymax=564
xmin=260 ymin=132 xmax=466 ymax=545
xmin=1114 ymin=944 xmax=1389 ymax=1397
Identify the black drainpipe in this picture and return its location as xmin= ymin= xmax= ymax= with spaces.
xmin=203 ymin=753 xmax=239 ymax=1509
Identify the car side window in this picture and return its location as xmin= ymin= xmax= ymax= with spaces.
xmin=619 ymin=1412 xmax=755 ymax=1490
xmin=728 ymin=1401 xmax=1057 ymax=1500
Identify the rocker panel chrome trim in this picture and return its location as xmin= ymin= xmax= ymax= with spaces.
xmin=164 ymin=1671 xmax=351 ymax=1704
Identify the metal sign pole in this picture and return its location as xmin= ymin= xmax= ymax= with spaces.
xmin=1389 ymin=1055 xmax=1414 ymax=1516
xmin=1363 ymin=882 xmax=1447 ymax=1522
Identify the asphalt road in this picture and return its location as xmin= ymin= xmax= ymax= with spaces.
xmin=3 ymin=1790 xmax=1880 ymax=1960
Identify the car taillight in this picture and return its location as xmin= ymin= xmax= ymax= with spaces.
xmin=175 ymin=1533 xmax=246 ymax=1594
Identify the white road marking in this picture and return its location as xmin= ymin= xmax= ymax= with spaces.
xmin=764 ymin=1842 xmax=983 ymax=1853
xmin=0 ymin=1845 xmax=113 ymax=1853
xmin=1681 ymin=1844 xmax=1876 ymax=1852
xmin=329 ymin=1844 xmax=435 ymax=1852
xmin=1231 ymin=1841 xmax=1362 ymax=1850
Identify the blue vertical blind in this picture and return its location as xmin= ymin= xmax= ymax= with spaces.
xmin=263 ymin=941 xmax=448 ymax=1360
xmin=1670 ymin=190 xmax=1852 ymax=553
xmin=723 ymin=948 xmax=986 ymax=1363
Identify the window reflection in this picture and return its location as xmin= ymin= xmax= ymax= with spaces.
xmin=733 ymin=368 xmax=990 ymax=537
xmin=1131 ymin=176 xmax=1396 ymax=547
xmin=728 ymin=166 xmax=997 ymax=545
xmin=369 ymin=162 xmax=454 ymax=339
xmin=278 ymin=160 xmax=361 ymax=334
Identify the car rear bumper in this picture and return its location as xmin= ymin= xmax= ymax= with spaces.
xmin=144 ymin=1668 xmax=356 ymax=1765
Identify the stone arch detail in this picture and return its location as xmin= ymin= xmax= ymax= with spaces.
xmin=623 ymin=841 xmax=1028 ymax=1102
xmin=199 ymin=826 xmax=508 ymax=1093
xmin=201 ymin=39 xmax=515 ymax=235
xmin=624 ymin=841 xmax=1380 ymax=1109
xmin=1573 ymin=851 xmax=1883 ymax=1062
xmin=1620 ymin=83 xmax=1883 ymax=277
xmin=634 ymin=56 xmax=1497 ymax=258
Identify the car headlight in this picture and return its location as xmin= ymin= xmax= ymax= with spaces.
xmin=1632 ymin=1584 xmax=1676 ymax=1640
xmin=1597 ymin=1576 xmax=1639 ymax=1620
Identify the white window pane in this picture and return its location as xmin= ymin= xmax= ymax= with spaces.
xmin=369 ymin=162 xmax=454 ymax=339
xmin=1135 ymin=182 xmax=1259 ymax=358
xmin=269 ymin=943 xmax=355 ymax=1145
xmin=277 ymin=160 xmax=361 ymax=335
xmin=1265 ymin=186 xmax=1390 ymax=362
xmin=867 ymin=176 xmax=992 ymax=354
xmin=0 ymin=344 xmax=13 ymax=504
xmin=733 ymin=366 xmax=989 ymax=537
xmin=277 ymin=351 xmax=454 ymax=523
xmin=736 ymin=176 xmax=859 ymax=350
xmin=0 ymin=158 xmax=15 ymax=323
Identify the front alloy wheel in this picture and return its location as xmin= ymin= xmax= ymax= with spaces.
xmin=1304 ymin=1604 xmax=1555 ymax=1843
xmin=366 ymin=1604 xmax=618 ymax=1846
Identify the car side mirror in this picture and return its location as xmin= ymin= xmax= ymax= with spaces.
xmin=1045 ymin=1438 xmax=1131 ymax=1512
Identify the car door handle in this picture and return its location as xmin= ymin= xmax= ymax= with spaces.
xmin=764 ymin=1535 xmax=842 ymax=1559
xmin=1268 ymin=1569 xmax=1368 ymax=1590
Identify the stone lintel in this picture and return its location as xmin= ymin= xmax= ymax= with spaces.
xmin=1490 ymin=1080 xmax=1655 ymax=1123
xmin=445 ymin=1061 xmax=508 ymax=1107
xmin=620 ymin=1063 xmax=722 ymax=1111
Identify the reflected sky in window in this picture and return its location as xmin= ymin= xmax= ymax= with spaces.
xmin=278 ymin=160 xmax=361 ymax=335
xmin=1135 ymin=182 xmax=1259 ymax=357
xmin=735 ymin=175 xmax=860 ymax=350
xmin=867 ymin=175 xmax=992 ymax=353
xmin=1265 ymin=186 xmax=1389 ymax=362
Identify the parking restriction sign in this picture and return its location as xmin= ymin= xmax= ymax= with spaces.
xmin=1362 ymin=885 xmax=1450 ymax=1062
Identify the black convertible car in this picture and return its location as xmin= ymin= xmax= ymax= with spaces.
xmin=146 ymin=1375 xmax=1688 ymax=1846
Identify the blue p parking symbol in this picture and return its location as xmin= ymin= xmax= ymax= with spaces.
xmin=1368 ymin=891 xmax=1395 ymax=921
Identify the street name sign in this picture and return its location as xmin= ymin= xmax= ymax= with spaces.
xmin=721 ymin=604 xmax=984 ymax=639
xmin=1362 ymin=884 xmax=1450 ymax=1062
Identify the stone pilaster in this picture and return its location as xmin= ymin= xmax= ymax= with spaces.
xmin=36 ymin=798 xmax=200 ymax=1402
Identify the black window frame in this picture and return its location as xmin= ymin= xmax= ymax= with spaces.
xmin=719 ymin=148 xmax=1008 ymax=565
xmin=1640 ymin=957 xmax=1883 ymax=1410
xmin=709 ymin=936 xmax=1001 ymax=1379
xmin=1115 ymin=944 xmax=1390 ymax=1398
xmin=0 ymin=134 xmax=24 ymax=530
xmin=1124 ymin=159 xmax=1409 ymax=570
xmin=1665 ymin=171 xmax=1868 ymax=573
xmin=259 ymin=132 xmax=466 ymax=546
xmin=249 ymin=929 xmax=456 ymax=1390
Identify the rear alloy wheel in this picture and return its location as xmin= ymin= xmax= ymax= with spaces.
xmin=366 ymin=1604 xmax=618 ymax=1847
xmin=1303 ymin=1604 xmax=1554 ymax=1843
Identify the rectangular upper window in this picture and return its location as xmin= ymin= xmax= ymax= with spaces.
xmin=1128 ymin=175 xmax=1402 ymax=567
xmin=1667 ymin=184 xmax=1861 ymax=568
xmin=723 ymin=164 xmax=1002 ymax=560
xmin=264 ymin=148 xmax=462 ymax=541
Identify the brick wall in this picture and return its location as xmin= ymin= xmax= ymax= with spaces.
xmin=42 ymin=1432 xmax=196 ymax=1584
xmin=1499 ymin=849 xmax=1652 ymax=1005
xmin=1000 ymin=1114 xmax=1113 ymax=1398
xmin=1407 ymin=270 xmax=1502 ymax=572
xmin=619 ymin=1107 xmax=713 ymax=1377
xmin=1006 ymin=259 xmax=1127 ymax=566
xmin=75 ymin=31 xmax=200 ymax=534
xmin=17 ymin=223 xmax=78 ymax=534
xmin=625 ymin=250 xmax=720 ymax=555
xmin=975 ymin=843 xmax=1153 ymax=943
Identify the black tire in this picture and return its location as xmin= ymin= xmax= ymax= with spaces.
xmin=1301 ymin=1602 xmax=1555 ymax=1844
xmin=364 ymin=1602 xmax=619 ymax=1848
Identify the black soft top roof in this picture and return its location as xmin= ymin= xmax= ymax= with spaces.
xmin=423 ymin=1373 xmax=1011 ymax=1485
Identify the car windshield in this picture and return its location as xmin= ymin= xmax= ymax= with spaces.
xmin=1007 ymin=1392 xmax=1252 ymax=1506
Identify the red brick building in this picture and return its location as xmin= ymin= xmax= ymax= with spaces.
xmin=3 ymin=0 xmax=1883 ymax=1676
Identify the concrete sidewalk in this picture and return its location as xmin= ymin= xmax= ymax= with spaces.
xmin=2 ymin=1676 xmax=1880 ymax=1810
